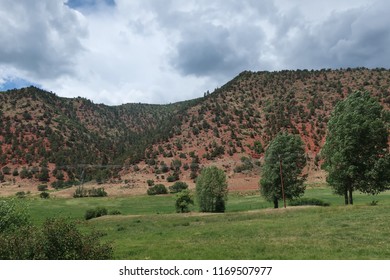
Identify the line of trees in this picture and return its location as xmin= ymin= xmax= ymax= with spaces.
xmin=259 ymin=90 xmax=389 ymax=207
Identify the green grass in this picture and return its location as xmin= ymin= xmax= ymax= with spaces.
xmin=7 ymin=186 xmax=390 ymax=259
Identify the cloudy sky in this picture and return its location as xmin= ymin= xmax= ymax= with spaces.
xmin=0 ymin=0 xmax=389 ymax=105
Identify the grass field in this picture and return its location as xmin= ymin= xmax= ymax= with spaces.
xmin=10 ymin=185 xmax=390 ymax=259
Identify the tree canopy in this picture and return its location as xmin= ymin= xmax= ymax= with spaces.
xmin=196 ymin=166 xmax=228 ymax=212
xmin=322 ymin=91 xmax=390 ymax=204
xmin=260 ymin=133 xmax=307 ymax=208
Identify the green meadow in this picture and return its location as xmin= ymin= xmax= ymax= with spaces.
xmin=20 ymin=186 xmax=390 ymax=259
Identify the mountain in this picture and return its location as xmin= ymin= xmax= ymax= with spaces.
xmin=143 ymin=68 xmax=389 ymax=182
xmin=0 ymin=86 xmax=201 ymax=182
xmin=0 ymin=68 xmax=389 ymax=187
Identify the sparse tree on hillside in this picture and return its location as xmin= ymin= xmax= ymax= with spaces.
xmin=260 ymin=133 xmax=307 ymax=208
xmin=196 ymin=166 xmax=228 ymax=212
xmin=322 ymin=91 xmax=390 ymax=204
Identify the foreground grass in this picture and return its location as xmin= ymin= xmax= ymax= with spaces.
xmin=92 ymin=205 xmax=390 ymax=259
xmin=13 ymin=187 xmax=390 ymax=259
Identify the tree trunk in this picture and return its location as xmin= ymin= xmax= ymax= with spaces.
xmin=273 ymin=198 xmax=279 ymax=209
xmin=344 ymin=189 xmax=349 ymax=205
xmin=349 ymin=188 xmax=353 ymax=205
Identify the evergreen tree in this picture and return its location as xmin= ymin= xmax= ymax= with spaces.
xmin=322 ymin=91 xmax=390 ymax=204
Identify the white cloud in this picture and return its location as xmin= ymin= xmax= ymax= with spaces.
xmin=0 ymin=0 xmax=86 ymax=79
xmin=0 ymin=0 xmax=389 ymax=104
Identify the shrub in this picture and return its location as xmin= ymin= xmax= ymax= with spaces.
xmin=288 ymin=198 xmax=330 ymax=207
xmin=15 ymin=192 xmax=26 ymax=198
xmin=109 ymin=210 xmax=122 ymax=215
xmin=12 ymin=169 xmax=19 ymax=177
xmin=73 ymin=187 xmax=87 ymax=198
xmin=2 ymin=166 xmax=11 ymax=175
xmin=0 ymin=218 xmax=113 ymax=259
xmin=167 ymin=175 xmax=177 ymax=182
xmin=73 ymin=187 xmax=107 ymax=198
xmin=40 ymin=192 xmax=50 ymax=199
xmin=88 ymin=188 xmax=107 ymax=197
xmin=19 ymin=168 xmax=31 ymax=179
xmin=147 ymin=184 xmax=168 ymax=195
xmin=37 ymin=184 xmax=48 ymax=192
xmin=85 ymin=207 xmax=108 ymax=220
xmin=175 ymin=190 xmax=194 ymax=213
xmin=0 ymin=199 xmax=30 ymax=233
xmin=169 ymin=181 xmax=189 ymax=194
xmin=146 ymin=179 xmax=154 ymax=187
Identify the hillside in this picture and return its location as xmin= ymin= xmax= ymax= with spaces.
xmin=143 ymin=68 xmax=389 ymax=185
xmin=0 ymin=68 xmax=389 ymax=193
xmin=0 ymin=86 xmax=201 ymax=184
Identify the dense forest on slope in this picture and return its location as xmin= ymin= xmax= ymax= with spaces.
xmin=0 ymin=68 xmax=389 ymax=185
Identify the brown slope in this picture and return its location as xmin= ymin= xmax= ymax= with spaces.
xmin=141 ymin=68 xmax=390 ymax=186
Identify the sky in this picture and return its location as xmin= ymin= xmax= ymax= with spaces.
xmin=0 ymin=0 xmax=389 ymax=105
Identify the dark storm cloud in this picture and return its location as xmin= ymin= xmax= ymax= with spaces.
xmin=0 ymin=0 xmax=86 ymax=79
xmin=276 ymin=0 xmax=390 ymax=69
xmin=147 ymin=0 xmax=273 ymax=78
xmin=171 ymin=25 xmax=264 ymax=77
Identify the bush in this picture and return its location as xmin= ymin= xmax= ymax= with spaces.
xmin=0 ymin=218 xmax=113 ymax=259
xmin=175 ymin=190 xmax=194 ymax=213
xmin=146 ymin=179 xmax=154 ymax=187
xmin=288 ymin=198 xmax=330 ymax=207
xmin=40 ymin=192 xmax=50 ymax=199
xmin=2 ymin=166 xmax=11 ymax=175
xmin=85 ymin=207 xmax=108 ymax=220
xmin=0 ymin=199 xmax=30 ymax=233
xmin=73 ymin=187 xmax=107 ymax=198
xmin=88 ymin=188 xmax=107 ymax=197
xmin=15 ymin=191 xmax=26 ymax=198
xmin=109 ymin=210 xmax=122 ymax=215
xmin=169 ymin=181 xmax=189 ymax=193
xmin=12 ymin=169 xmax=19 ymax=177
xmin=37 ymin=184 xmax=48 ymax=192
xmin=147 ymin=184 xmax=168 ymax=195
xmin=19 ymin=168 xmax=32 ymax=179
xmin=166 ymin=175 xmax=177 ymax=182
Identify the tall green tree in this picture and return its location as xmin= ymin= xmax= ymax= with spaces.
xmin=260 ymin=133 xmax=307 ymax=208
xmin=196 ymin=166 xmax=228 ymax=212
xmin=322 ymin=91 xmax=390 ymax=204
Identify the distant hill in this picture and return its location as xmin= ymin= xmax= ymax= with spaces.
xmin=0 ymin=68 xmax=389 ymax=185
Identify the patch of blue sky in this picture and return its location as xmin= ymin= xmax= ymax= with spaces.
xmin=0 ymin=77 xmax=40 ymax=91
xmin=66 ymin=0 xmax=115 ymax=9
